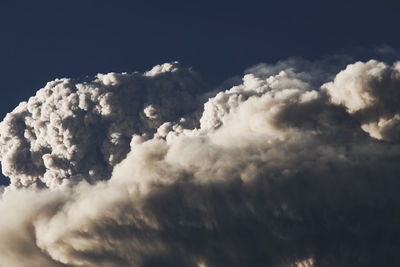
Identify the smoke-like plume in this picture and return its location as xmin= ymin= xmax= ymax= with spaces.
xmin=1 ymin=59 xmax=400 ymax=266
xmin=0 ymin=62 xmax=205 ymax=189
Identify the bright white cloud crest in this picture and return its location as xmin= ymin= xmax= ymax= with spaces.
xmin=1 ymin=59 xmax=400 ymax=266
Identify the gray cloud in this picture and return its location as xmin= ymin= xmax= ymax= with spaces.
xmin=1 ymin=59 xmax=400 ymax=266
xmin=0 ymin=62 xmax=206 ymax=189
xmin=376 ymin=45 xmax=400 ymax=58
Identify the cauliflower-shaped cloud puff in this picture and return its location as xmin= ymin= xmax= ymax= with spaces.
xmin=0 ymin=62 xmax=206 ymax=189
xmin=324 ymin=60 xmax=400 ymax=141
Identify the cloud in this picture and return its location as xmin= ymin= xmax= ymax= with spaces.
xmin=376 ymin=45 xmax=400 ymax=58
xmin=323 ymin=60 xmax=400 ymax=141
xmin=0 ymin=62 xmax=206 ymax=189
xmin=1 ymin=58 xmax=400 ymax=266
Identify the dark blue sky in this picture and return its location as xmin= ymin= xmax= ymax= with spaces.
xmin=0 ymin=0 xmax=399 ymax=185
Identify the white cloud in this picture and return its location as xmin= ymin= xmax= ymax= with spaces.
xmin=0 ymin=63 xmax=206 ymax=189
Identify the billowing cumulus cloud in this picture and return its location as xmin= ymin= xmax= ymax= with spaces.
xmin=0 ymin=62 xmax=205 ymax=189
xmin=323 ymin=60 xmax=400 ymax=141
xmin=1 ymin=58 xmax=400 ymax=266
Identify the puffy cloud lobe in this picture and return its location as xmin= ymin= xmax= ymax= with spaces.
xmin=0 ymin=62 xmax=205 ymax=189
xmin=1 ymin=59 xmax=400 ymax=266
xmin=323 ymin=60 xmax=400 ymax=141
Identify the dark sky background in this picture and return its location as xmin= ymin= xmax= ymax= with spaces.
xmin=0 ymin=0 xmax=399 ymax=185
